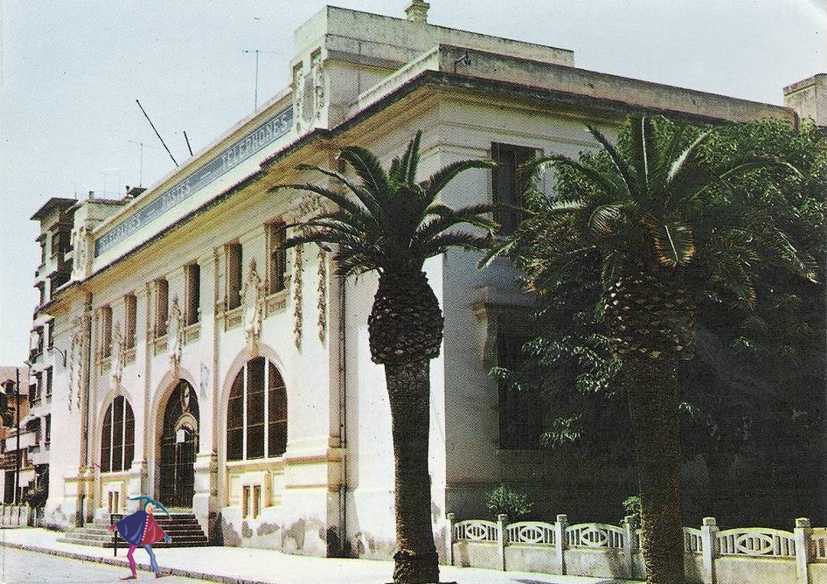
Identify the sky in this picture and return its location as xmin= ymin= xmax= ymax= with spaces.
xmin=0 ymin=0 xmax=825 ymax=364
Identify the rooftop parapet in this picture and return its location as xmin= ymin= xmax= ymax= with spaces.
xmin=784 ymin=73 xmax=827 ymax=127
xmin=356 ymin=44 xmax=796 ymax=125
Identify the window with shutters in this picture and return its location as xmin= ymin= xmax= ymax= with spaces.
xmin=185 ymin=263 xmax=201 ymax=325
xmin=124 ymin=294 xmax=137 ymax=349
xmin=45 ymin=367 xmax=53 ymax=398
xmin=226 ymin=243 xmax=243 ymax=310
xmin=155 ymin=279 xmax=169 ymax=337
xmin=491 ymin=143 xmax=535 ymax=235
xmin=267 ymin=223 xmax=288 ymax=294
xmin=100 ymin=306 xmax=113 ymax=358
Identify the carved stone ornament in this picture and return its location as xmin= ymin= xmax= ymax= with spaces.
xmin=241 ymin=258 xmax=264 ymax=353
xmin=110 ymin=322 xmax=123 ymax=386
xmin=311 ymin=52 xmax=326 ymax=119
xmin=295 ymin=193 xmax=327 ymax=228
xmin=317 ymin=247 xmax=328 ymax=342
xmin=67 ymin=315 xmax=84 ymax=412
xmin=293 ymin=244 xmax=304 ymax=349
xmin=293 ymin=65 xmax=305 ymax=132
xmin=71 ymin=221 xmax=95 ymax=280
xmin=168 ymin=296 xmax=184 ymax=371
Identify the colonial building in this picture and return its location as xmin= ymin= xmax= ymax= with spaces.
xmin=31 ymin=1 xmax=821 ymax=560
xmin=0 ymin=367 xmax=38 ymax=505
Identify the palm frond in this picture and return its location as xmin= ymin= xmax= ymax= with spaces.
xmin=295 ymin=163 xmax=382 ymax=216
xmin=643 ymin=217 xmax=696 ymax=268
xmin=337 ymin=146 xmax=391 ymax=202
xmin=666 ymin=129 xmax=714 ymax=187
xmin=406 ymin=130 xmax=422 ymax=184
xmin=269 ymin=183 xmax=370 ymax=224
xmin=421 ymin=159 xmax=496 ymax=201
xmin=538 ymin=154 xmax=622 ymax=198
xmin=586 ymin=125 xmax=637 ymax=194
xmin=415 ymin=204 xmax=497 ymax=242
xmin=587 ymin=203 xmax=625 ymax=237
xmin=422 ymin=231 xmax=493 ymax=257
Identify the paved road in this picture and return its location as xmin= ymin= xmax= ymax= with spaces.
xmin=0 ymin=547 xmax=210 ymax=583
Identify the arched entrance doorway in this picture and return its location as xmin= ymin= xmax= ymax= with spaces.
xmin=159 ymin=380 xmax=199 ymax=509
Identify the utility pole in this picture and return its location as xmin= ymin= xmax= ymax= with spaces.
xmin=14 ymin=368 xmax=19 ymax=505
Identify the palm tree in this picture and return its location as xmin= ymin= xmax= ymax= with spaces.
xmin=271 ymin=131 xmax=495 ymax=584
xmin=484 ymin=114 xmax=813 ymax=584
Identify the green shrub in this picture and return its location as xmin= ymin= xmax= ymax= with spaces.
xmin=486 ymin=484 xmax=533 ymax=520
xmin=622 ymin=495 xmax=641 ymax=528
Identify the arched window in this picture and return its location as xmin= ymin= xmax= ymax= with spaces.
xmin=100 ymin=395 xmax=135 ymax=472
xmin=226 ymin=357 xmax=287 ymax=461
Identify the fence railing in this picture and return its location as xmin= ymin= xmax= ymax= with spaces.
xmin=0 ymin=505 xmax=30 ymax=528
xmin=448 ymin=513 xmax=824 ymax=584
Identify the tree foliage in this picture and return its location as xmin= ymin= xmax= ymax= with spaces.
xmin=493 ymin=118 xmax=826 ymax=525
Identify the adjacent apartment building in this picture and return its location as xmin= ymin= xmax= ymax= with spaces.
xmin=29 ymin=1 xmax=823 ymax=561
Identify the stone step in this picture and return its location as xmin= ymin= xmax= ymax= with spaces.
xmin=58 ymin=537 xmax=210 ymax=549
xmin=67 ymin=512 xmax=209 ymax=548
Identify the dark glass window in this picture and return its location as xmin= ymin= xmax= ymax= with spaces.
xmin=101 ymin=306 xmax=113 ymax=358
xmin=226 ymin=358 xmax=288 ymax=461
xmin=268 ymin=363 xmax=287 ymax=457
xmin=156 ymin=280 xmax=169 ymax=337
xmin=246 ymin=358 xmax=265 ymax=459
xmin=101 ymin=407 xmax=112 ymax=473
xmin=227 ymin=244 xmax=243 ymax=309
xmin=268 ymin=224 xmax=287 ymax=294
xmin=497 ymin=333 xmax=542 ymax=449
xmin=124 ymin=294 xmax=137 ymax=349
xmin=186 ymin=264 xmax=201 ymax=325
xmin=492 ymin=143 xmax=535 ymax=235
xmin=226 ymin=373 xmax=244 ymax=461
xmin=100 ymin=396 xmax=134 ymax=472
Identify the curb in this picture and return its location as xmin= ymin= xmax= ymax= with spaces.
xmin=0 ymin=540 xmax=271 ymax=584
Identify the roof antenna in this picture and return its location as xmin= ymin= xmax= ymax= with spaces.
xmin=183 ymin=131 xmax=194 ymax=157
xmin=136 ymin=99 xmax=178 ymax=167
xmin=242 ymin=49 xmax=279 ymax=112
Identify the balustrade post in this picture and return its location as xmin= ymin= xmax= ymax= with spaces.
xmin=497 ymin=514 xmax=508 ymax=571
xmin=794 ymin=517 xmax=812 ymax=584
xmin=623 ymin=515 xmax=636 ymax=579
xmin=554 ymin=514 xmax=568 ymax=575
xmin=700 ymin=516 xmax=719 ymax=584
xmin=446 ymin=513 xmax=456 ymax=566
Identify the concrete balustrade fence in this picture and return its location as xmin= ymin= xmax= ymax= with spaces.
xmin=447 ymin=513 xmax=827 ymax=584
xmin=0 ymin=505 xmax=30 ymax=528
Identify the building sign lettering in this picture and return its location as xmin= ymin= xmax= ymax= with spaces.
xmin=94 ymin=106 xmax=293 ymax=256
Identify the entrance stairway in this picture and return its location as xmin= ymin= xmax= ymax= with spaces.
xmin=58 ymin=512 xmax=210 ymax=548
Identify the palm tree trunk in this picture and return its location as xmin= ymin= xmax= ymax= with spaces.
xmin=385 ymin=358 xmax=440 ymax=584
xmin=625 ymin=352 xmax=685 ymax=584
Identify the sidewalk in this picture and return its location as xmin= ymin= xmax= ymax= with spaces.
xmin=0 ymin=528 xmax=634 ymax=584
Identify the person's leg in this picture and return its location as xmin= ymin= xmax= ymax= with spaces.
xmin=145 ymin=544 xmax=160 ymax=576
xmin=123 ymin=545 xmax=137 ymax=579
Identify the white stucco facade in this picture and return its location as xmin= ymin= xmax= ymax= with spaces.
xmin=26 ymin=3 xmax=815 ymax=562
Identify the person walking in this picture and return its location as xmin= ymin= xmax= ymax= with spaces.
xmin=109 ymin=495 xmax=172 ymax=579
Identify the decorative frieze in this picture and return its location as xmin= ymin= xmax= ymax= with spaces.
xmin=168 ymin=296 xmax=184 ymax=371
xmin=292 ymin=244 xmax=304 ymax=349
xmin=110 ymin=322 xmax=123 ymax=386
xmin=241 ymin=258 xmax=264 ymax=354
xmin=317 ymin=247 xmax=328 ymax=343
xmin=67 ymin=315 xmax=85 ymax=412
xmin=183 ymin=323 xmax=201 ymax=345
